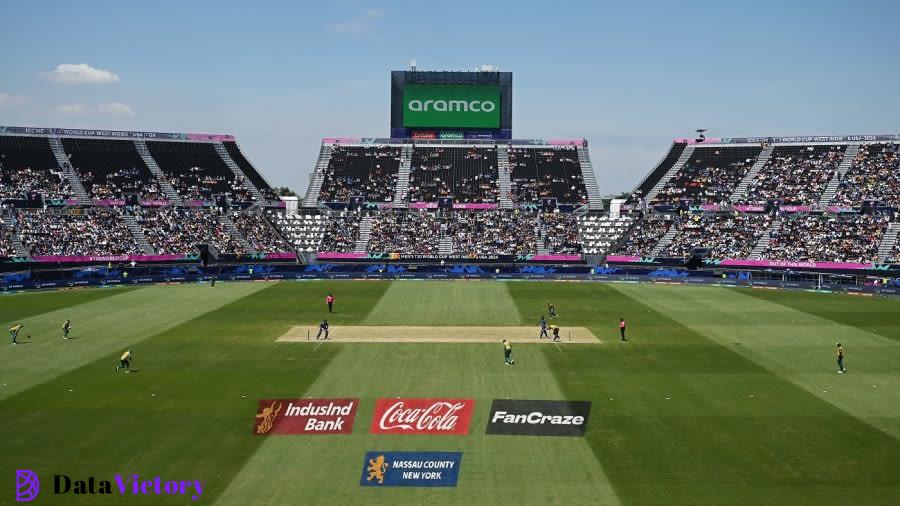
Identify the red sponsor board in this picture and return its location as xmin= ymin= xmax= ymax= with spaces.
xmin=253 ymin=398 xmax=358 ymax=435
xmin=411 ymin=130 xmax=437 ymax=139
xmin=370 ymin=398 xmax=475 ymax=435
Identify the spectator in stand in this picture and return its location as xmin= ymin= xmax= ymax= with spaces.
xmin=367 ymin=211 xmax=440 ymax=254
xmin=541 ymin=212 xmax=582 ymax=254
xmin=661 ymin=213 xmax=773 ymax=258
xmin=613 ymin=219 xmax=674 ymax=256
xmin=0 ymin=165 xmax=74 ymax=200
xmin=319 ymin=213 xmax=361 ymax=252
xmin=16 ymin=208 xmax=143 ymax=256
xmin=407 ymin=147 xmax=499 ymax=203
xmin=508 ymin=147 xmax=587 ymax=205
xmin=135 ymin=207 xmax=246 ymax=255
xmin=232 ymin=211 xmax=290 ymax=253
xmin=742 ymin=146 xmax=845 ymax=205
xmin=764 ymin=214 xmax=888 ymax=263
xmin=651 ymin=151 xmax=756 ymax=206
xmin=832 ymin=143 xmax=900 ymax=207
xmin=0 ymin=222 xmax=17 ymax=256
xmin=448 ymin=210 xmax=536 ymax=256
xmin=79 ymin=167 xmax=163 ymax=200
xmin=318 ymin=146 xmax=401 ymax=203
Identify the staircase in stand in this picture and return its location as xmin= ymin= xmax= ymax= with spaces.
xmin=1 ymin=213 xmax=29 ymax=256
xmin=877 ymin=222 xmax=899 ymax=263
xmin=392 ymin=145 xmax=413 ymax=208
xmin=354 ymin=215 xmax=374 ymax=253
xmin=439 ymin=236 xmax=452 ymax=256
xmin=731 ymin=144 xmax=775 ymax=202
xmin=496 ymin=145 xmax=513 ymax=209
xmin=47 ymin=137 xmax=91 ymax=205
xmin=818 ymin=144 xmax=860 ymax=207
xmin=649 ymin=224 xmax=679 ymax=256
xmin=644 ymin=145 xmax=695 ymax=203
xmin=122 ymin=214 xmax=156 ymax=254
xmin=134 ymin=140 xmax=183 ymax=205
xmin=303 ymin=144 xmax=333 ymax=208
xmin=750 ymin=218 xmax=781 ymax=259
xmin=576 ymin=145 xmax=604 ymax=211
xmin=218 ymin=214 xmax=254 ymax=253
xmin=214 ymin=142 xmax=264 ymax=201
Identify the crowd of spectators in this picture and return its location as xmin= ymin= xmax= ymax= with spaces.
xmin=0 ymin=222 xmax=16 ymax=256
xmin=660 ymin=213 xmax=773 ymax=258
xmin=319 ymin=146 xmax=400 ymax=203
xmin=135 ymin=208 xmax=245 ymax=255
xmin=832 ymin=143 xmax=900 ymax=207
xmin=508 ymin=147 xmax=587 ymax=205
xmin=81 ymin=168 xmax=163 ymax=200
xmin=232 ymin=211 xmax=291 ymax=253
xmin=367 ymin=211 xmax=441 ymax=255
xmin=742 ymin=146 xmax=845 ymax=205
xmin=540 ymin=212 xmax=582 ymax=254
xmin=0 ymin=167 xmax=74 ymax=200
xmin=319 ymin=213 xmax=361 ymax=252
xmin=448 ymin=211 xmax=535 ymax=256
xmin=612 ymin=219 xmax=673 ymax=256
xmin=652 ymin=148 xmax=758 ymax=206
xmin=408 ymin=147 xmax=499 ymax=203
xmin=16 ymin=209 xmax=142 ymax=256
xmin=764 ymin=214 xmax=888 ymax=263
xmin=168 ymin=168 xmax=252 ymax=201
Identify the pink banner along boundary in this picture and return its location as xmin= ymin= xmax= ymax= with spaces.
xmin=316 ymin=252 xmax=367 ymax=260
xmin=408 ymin=202 xmax=498 ymax=210
xmin=530 ymin=254 xmax=582 ymax=261
xmin=262 ymin=252 xmax=297 ymax=260
xmin=32 ymin=254 xmax=187 ymax=263
xmin=605 ymin=255 xmax=875 ymax=270
xmin=717 ymin=259 xmax=873 ymax=270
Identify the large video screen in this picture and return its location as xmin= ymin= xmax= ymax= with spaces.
xmin=402 ymin=85 xmax=501 ymax=128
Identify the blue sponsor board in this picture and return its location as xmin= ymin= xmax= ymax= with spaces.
xmin=360 ymin=451 xmax=462 ymax=487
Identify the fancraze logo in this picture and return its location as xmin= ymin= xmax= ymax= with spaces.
xmin=359 ymin=451 xmax=463 ymax=487
xmin=253 ymin=398 xmax=358 ymax=435
xmin=485 ymin=400 xmax=592 ymax=436
xmin=403 ymin=85 xmax=500 ymax=128
xmin=370 ymin=398 xmax=474 ymax=435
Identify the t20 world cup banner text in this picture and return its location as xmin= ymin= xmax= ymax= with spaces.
xmin=370 ymin=398 xmax=474 ymax=435
xmin=253 ymin=398 xmax=358 ymax=435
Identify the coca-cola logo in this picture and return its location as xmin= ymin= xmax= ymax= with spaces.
xmin=370 ymin=398 xmax=474 ymax=435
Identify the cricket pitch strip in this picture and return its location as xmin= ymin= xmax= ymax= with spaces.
xmin=277 ymin=326 xmax=602 ymax=343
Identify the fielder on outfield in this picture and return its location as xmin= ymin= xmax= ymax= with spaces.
xmin=503 ymin=339 xmax=514 ymax=365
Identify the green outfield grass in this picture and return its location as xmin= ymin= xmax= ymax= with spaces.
xmin=1 ymin=281 xmax=899 ymax=505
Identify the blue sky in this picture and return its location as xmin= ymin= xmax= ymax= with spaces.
xmin=1 ymin=0 xmax=898 ymax=194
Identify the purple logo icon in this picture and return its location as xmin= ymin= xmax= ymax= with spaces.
xmin=15 ymin=470 xmax=40 ymax=502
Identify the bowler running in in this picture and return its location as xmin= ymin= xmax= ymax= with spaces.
xmin=503 ymin=339 xmax=514 ymax=365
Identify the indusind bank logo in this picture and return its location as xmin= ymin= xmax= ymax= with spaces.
xmin=252 ymin=398 xmax=358 ymax=435
xmin=14 ymin=469 xmax=204 ymax=502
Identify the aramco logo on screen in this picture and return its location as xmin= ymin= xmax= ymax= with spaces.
xmin=403 ymin=85 xmax=500 ymax=128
